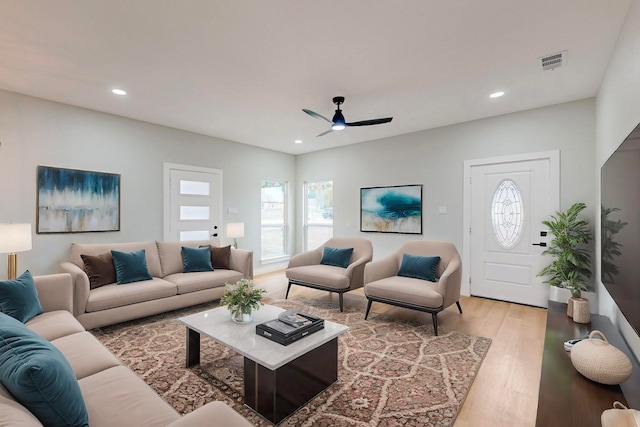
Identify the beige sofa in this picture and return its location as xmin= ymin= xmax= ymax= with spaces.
xmin=59 ymin=239 xmax=253 ymax=329
xmin=0 ymin=273 xmax=252 ymax=427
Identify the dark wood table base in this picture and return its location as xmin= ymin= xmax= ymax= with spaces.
xmin=244 ymin=338 xmax=338 ymax=424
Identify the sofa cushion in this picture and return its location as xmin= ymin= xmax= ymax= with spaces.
xmin=364 ymin=275 xmax=444 ymax=308
xmin=111 ymin=249 xmax=154 ymax=284
xmin=397 ymin=254 xmax=440 ymax=282
xmin=182 ymin=246 xmax=213 ymax=273
xmin=0 ymin=270 xmax=43 ymax=323
xmin=51 ymin=332 xmax=121 ymax=380
xmin=286 ymin=265 xmax=351 ymax=290
xmin=70 ymin=241 xmax=163 ymax=278
xmin=0 ymin=312 xmax=89 ymax=427
xmin=204 ymin=245 xmax=232 ymax=270
xmin=320 ymin=246 xmax=353 ymax=268
xmin=81 ymin=253 xmax=117 ymax=289
xmin=78 ymin=366 xmax=180 ymax=427
xmin=157 ymin=240 xmax=212 ymax=277
xmin=25 ymin=310 xmax=85 ymax=342
xmin=0 ymin=383 xmax=42 ymax=426
xmin=85 ymin=278 xmax=177 ymax=312
xmin=164 ymin=270 xmax=243 ymax=294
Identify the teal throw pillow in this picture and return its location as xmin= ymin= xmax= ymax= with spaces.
xmin=0 ymin=270 xmax=43 ymax=323
xmin=111 ymin=249 xmax=153 ymax=284
xmin=397 ymin=254 xmax=440 ymax=282
xmin=320 ymin=246 xmax=354 ymax=268
xmin=182 ymin=246 xmax=213 ymax=273
xmin=0 ymin=312 xmax=89 ymax=427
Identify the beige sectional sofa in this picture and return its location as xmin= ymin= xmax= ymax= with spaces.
xmin=0 ymin=273 xmax=251 ymax=427
xmin=59 ymin=239 xmax=253 ymax=330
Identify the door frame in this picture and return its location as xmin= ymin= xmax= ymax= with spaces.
xmin=163 ymin=162 xmax=223 ymax=241
xmin=462 ymin=150 xmax=560 ymax=296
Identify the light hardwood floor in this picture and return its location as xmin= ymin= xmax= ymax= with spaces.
xmin=254 ymin=270 xmax=548 ymax=427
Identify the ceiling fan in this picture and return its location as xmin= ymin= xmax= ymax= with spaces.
xmin=303 ymin=96 xmax=393 ymax=137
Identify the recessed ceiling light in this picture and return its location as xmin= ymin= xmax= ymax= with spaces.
xmin=112 ymin=88 xmax=127 ymax=96
xmin=490 ymin=91 xmax=505 ymax=98
xmin=294 ymin=139 xmax=303 ymax=144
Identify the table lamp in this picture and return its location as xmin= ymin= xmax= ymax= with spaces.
xmin=226 ymin=222 xmax=244 ymax=249
xmin=0 ymin=223 xmax=32 ymax=279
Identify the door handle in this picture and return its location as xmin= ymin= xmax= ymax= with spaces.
xmin=532 ymin=242 xmax=547 ymax=247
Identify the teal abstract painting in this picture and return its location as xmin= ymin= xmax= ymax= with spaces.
xmin=37 ymin=166 xmax=120 ymax=233
xmin=360 ymin=185 xmax=422 ymax=234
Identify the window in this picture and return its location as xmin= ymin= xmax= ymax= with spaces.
xmin=304 ymin=181 xmax=333 ymax=250
xmin=491 ymin=179 xmax=524 ymax=249
xmin=261 ymin=180 xmax=288 ymax=261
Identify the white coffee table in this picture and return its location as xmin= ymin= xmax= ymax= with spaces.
xmin=179 ymin=304 xmax=348 ymax=424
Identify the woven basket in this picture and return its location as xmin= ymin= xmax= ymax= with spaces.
xmin=570 ymin=330 xmax=632 ymax=385
xmin=601 ymin=401 xmax=640 ymax=427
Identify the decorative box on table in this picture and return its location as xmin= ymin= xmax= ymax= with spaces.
xmin=256 ymin=310 xmax=324 ymax=346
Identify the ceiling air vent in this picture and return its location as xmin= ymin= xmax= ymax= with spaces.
xmin=539 ymin=50 xmax=567 ymax=71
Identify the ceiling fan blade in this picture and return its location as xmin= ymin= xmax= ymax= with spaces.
xmin=346 ymin=117 xmax=393 ymax=127
xmin=303 ymin=109 xmax=332 ymax=124
xmin=316 ymin=129 xmax=333 ymax=137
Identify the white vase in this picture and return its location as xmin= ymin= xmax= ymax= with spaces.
xmin=231 ymin=310 xmax=254 ymax=324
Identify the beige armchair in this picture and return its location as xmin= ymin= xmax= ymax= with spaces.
xmin=363 ymin=240 xmax=462 ymax=335
xmin=285 ymin=237 xmax=373 ymax=311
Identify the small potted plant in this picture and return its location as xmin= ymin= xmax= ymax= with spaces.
xmin=537 ymin=202 xmax=593 ymax=323
xmin=220 ymin=278 xmax=265 ymax=324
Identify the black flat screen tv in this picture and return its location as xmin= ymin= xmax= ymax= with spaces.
xmin=601 ymin=122 xmax=640 ymax=336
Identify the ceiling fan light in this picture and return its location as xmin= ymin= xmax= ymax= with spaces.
xmin=331 ymin=109 xmax=346 ymax=130
xmin=331 ymin=123 xmax=346 ymax=131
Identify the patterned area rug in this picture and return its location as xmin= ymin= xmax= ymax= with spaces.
xmin=92 ymin=298 xmax=491 ymax=426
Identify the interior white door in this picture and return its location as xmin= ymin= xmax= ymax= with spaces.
xmin=469 ymin=155 xmax=558 ymax=307
xmin=164 ymin=164 xmax=222 ymax=242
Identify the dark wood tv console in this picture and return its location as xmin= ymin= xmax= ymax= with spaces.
xmin=535 ymin=301 xmax=640 ymax=426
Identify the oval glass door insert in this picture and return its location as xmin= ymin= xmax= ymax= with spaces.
xmin=491 ymin=179 xmax=524 ymax=249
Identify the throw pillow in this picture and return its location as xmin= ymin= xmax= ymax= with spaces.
xmin=397 ymin=253 xmax=441 ymax=282
xmin=0 ymin=270 xmax=43 ymax=323
xmin=0 ymin=312 xmax=89 ymax=427
xmin=111 ymin=249 xmax=153 ymax=284
xmin=182 ymin=246 xmax=214 ymax=273
xmin=81 ymin=253 xmax=117 ymax=289
xmin=320 ymin=246 xmax=354 ymax=268
xmin=201 ymin=245 xmax=232 ymax=270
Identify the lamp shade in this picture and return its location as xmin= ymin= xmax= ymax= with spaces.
xmin=0 ymin=223 xmax=32 ymax=253
xmin=226 ymin=222 xmax=245 ymax=238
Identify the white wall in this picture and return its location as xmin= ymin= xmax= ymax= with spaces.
xmin=296 ymin=99 xmax=596 ymax=261
xmin=0 ymin=90 xmax=296 ymax=275
xmin=595 ymin=0 xmax=640 ymax=359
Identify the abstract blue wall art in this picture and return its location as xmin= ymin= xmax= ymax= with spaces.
xmin=37 ymin=166 xmax=120 ymax=233
xmin=360 ymin=184 xmax=422 ymax=234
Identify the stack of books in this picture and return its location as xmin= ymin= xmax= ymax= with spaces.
xmin=256 ymin=310 xmax=324 ymax=346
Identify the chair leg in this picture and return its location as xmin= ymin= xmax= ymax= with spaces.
xmin=339 ymin=293 xmax=344 ymax=312
xmin=432 ymin=312 xmax=439 ymax=336
xmin=285 ymin=282 xmax=292 ymax=299
xmin=365 ymin=299 xmax=373 ymax=320
xmin=456 ymin=301 xmax=463 ymax=314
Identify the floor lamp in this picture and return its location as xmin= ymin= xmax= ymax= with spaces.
xmin=0 ymin=223 xmax=32 ymax=279
xmin=226 ymin=223 xmax=245 ymax=249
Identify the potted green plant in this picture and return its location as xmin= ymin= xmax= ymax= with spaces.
xmin=220 ymin=278 xmax=266 ymax=324
xmin=537 ymin=202 xmax=593 ymax=323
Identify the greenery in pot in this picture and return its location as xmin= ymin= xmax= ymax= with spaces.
xmin=537 ymin=202 xmax=593 ymax=298
xmin=220 ymin=278 xmax=265 ymax=317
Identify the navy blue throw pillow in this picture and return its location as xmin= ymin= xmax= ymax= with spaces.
xmin=111 ymin=249 xmax=153 ymax=284
xmin=0 ymin=312 xmax=89 ymax=427
xmin=0 ymin=270 xmax=43 ymax=323
xmin=182 ymin=246 xmax=214 ymax=273
xmin=397 ymin=254 xmax=440 ymax=282
xmin=320 ymin=246 xmax=354 ymax=268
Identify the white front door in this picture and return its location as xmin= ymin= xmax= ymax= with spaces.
xmin=164 ymin=163 xmax=222 ymax=242
xmin=465 ymin=151 xmax=559 ymax=307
